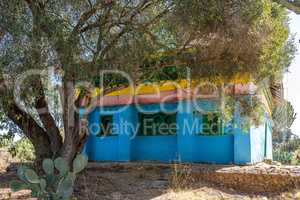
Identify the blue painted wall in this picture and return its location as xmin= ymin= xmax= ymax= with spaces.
xmin=131 ymin=136 xmax=178 ymax=161
xmin=177 ymin=100 xmax=194 ymax=161
xmin=116 ymin=106 xmax=136 ymax=161
xmin=88 ymin=136 xmax=119 ymax=161
xmin=189 ymin=135 xmax=234 ymax=164
xmin=87 ymin=105 xmax=131 ymax=161
xmin=130 ymin=103 xmax=178 ymax=161
xmin=175 ymin=100 xmax=234 ymax=164
xmin=84 ymin=99 xmax=272 ymax=164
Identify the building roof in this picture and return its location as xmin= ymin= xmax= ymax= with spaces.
xmin=81 ymin=78 xmax=258 ymax=107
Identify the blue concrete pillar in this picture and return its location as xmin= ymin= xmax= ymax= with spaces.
xmin=233 ymin=133 xmax=251 ymax=164
xmin=177 ymin=100 xmax=194 ymax=162
xmin=84 ymin=108 xmax=100 ymax=160
xmin=233 ymin=101 xmax=242 ymax=132
xmin=117 ymin=106 xmax=137 ymax=161
xmin=88 ymin=108 xmax=101 ymax=135
xmin=232 ymin=100 xmax=252 ymax=164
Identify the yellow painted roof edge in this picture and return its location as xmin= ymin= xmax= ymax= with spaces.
xmin=86 ymin=74 xmax=252 ymax=97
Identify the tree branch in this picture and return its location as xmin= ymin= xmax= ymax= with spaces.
xmin=72 ymin=1 xmax=104 ymax=34
xmin=275 ymin=0 xmax=300 ymax=14
xmin=35 ymin=87 xmax=63 ymax=156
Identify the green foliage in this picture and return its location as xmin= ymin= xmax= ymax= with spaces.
xmin=272 ymin=100 xmax=297 ymax=142
xmin=42 ymin=159 xmax=54 ymax=175
xmin=291 ymin=149 xmax=300 ymax=165
xmin=169 ymin=0 xmax=295 ymax=82
xmin=0 ymin=132 xmax=14 ymax=148
xmin=275 ymin=0 xmax=300 ymax=14
xmin=54 ymin=157 xmax=69 ymax=176
xmin=278 ymin=138 xmax=300 ymax=152
xmin=273 ymin=138 xmax=300 ymax=165
xmin=10 ymin=180 xmax=28 ymax=192
xmin=10 ymin=154 xmax=88 ymax=200
xmin=273 ymin=149 xmax=293 ymax=164
xmin=224 ymin=95 xmax=265 ymax=132
xmin=1 ymin=0 xmax=294 ymax=86
xmin=0 ymin=132 xmax=35 ymax=161
xmin=72 ymin=154 xmax=88 ymax=174
xmin=24 ymin=169 xmax=40 ymax=184
xmin=9 ymin=138 xmax=35 ymax=161
xmin=139 ymin=56 xmax=188 ymax=82
xmin=272 ymin=101 xmax=297 ymax=128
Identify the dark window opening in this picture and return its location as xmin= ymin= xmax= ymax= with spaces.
xmin=194 ymin=111 xmax=223 ymax=135
xmin=138 ymin=112 xmax=177 ymax=136
xmin=97 ymin=115 xmax=115 ymax=136
xmin=202 ymin=113 xmax=222 ymax=135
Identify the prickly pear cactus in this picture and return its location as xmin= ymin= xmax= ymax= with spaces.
xmin=10 ymin=154 xmax=88 ymax=200
xmin=73 ymin=154 xmax=88 ymax=174
xmin=42 ymin=159 xmax=54 ymax=175
xmin=54 ymin=157 xmax=69 ymax=176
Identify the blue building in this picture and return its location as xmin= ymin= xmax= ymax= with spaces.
xmin=84 ymin=80 xmax=273 ymax=164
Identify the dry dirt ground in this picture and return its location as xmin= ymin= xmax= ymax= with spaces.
xmin=1 ymin=162 xmax=300 ymax=200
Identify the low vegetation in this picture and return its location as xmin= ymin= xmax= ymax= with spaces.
xmin=10 ymin=154 xmax=88 ymax=200
xmin=0 ymin=133 xmax=35 ymax=161
xmin=274 ymin=138 xmax=300 ymax=165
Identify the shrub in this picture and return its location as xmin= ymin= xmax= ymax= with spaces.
xmin=291 ymin=149 xmax=300 ymax=165
xmin=0 ymin=132 xmax=14 ymax=148
xmin=9 ymin=138 xmax=35 ymax=161
xmin=273 ymin=149 xmax=293 ymax=164
xmin=273 ymin=138 xmax=300 ymax=165
xmin=0 ymin=133 xmax=35 ymax=161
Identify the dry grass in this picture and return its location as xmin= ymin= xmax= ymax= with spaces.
xmin=169 ymin=163 xmax=195 ymax=192
xmin=2 ymin=162 xmax=300 ymax=200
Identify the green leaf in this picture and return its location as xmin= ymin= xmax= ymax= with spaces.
xmin=10 ymin=180 xmax=27 ymax=192
xmin=39 ymin=178 xmax=46 ymax=191
xmin=42 ymin=158 xmax=54 ymax=175
xmin=51 ymin=193 xmax=61 ymax=200
xmin=54 ymin=157 xmax=69 ymax=175
xmin=57 ymin=174 xmax=74 ymax=198
xmin=17 ymin=165 xmax=28 ymax=182
xmin=73 ymin=154 xmax=88 ymax=173
xmin=45 ymin=174 xmax=56 ymax=187
xmin=69 ymin=172 xmax=76 ymax=183
xmin=28 ymin=184 xmax=41 ymax=194
xmin=24 ymin=169 xmax=40 ymax=184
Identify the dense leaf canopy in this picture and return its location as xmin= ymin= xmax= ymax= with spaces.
xmin=0 ymin=0 xmax=295 ymax=85
xmin=276 ymin=0 xmax=300 ymax=14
